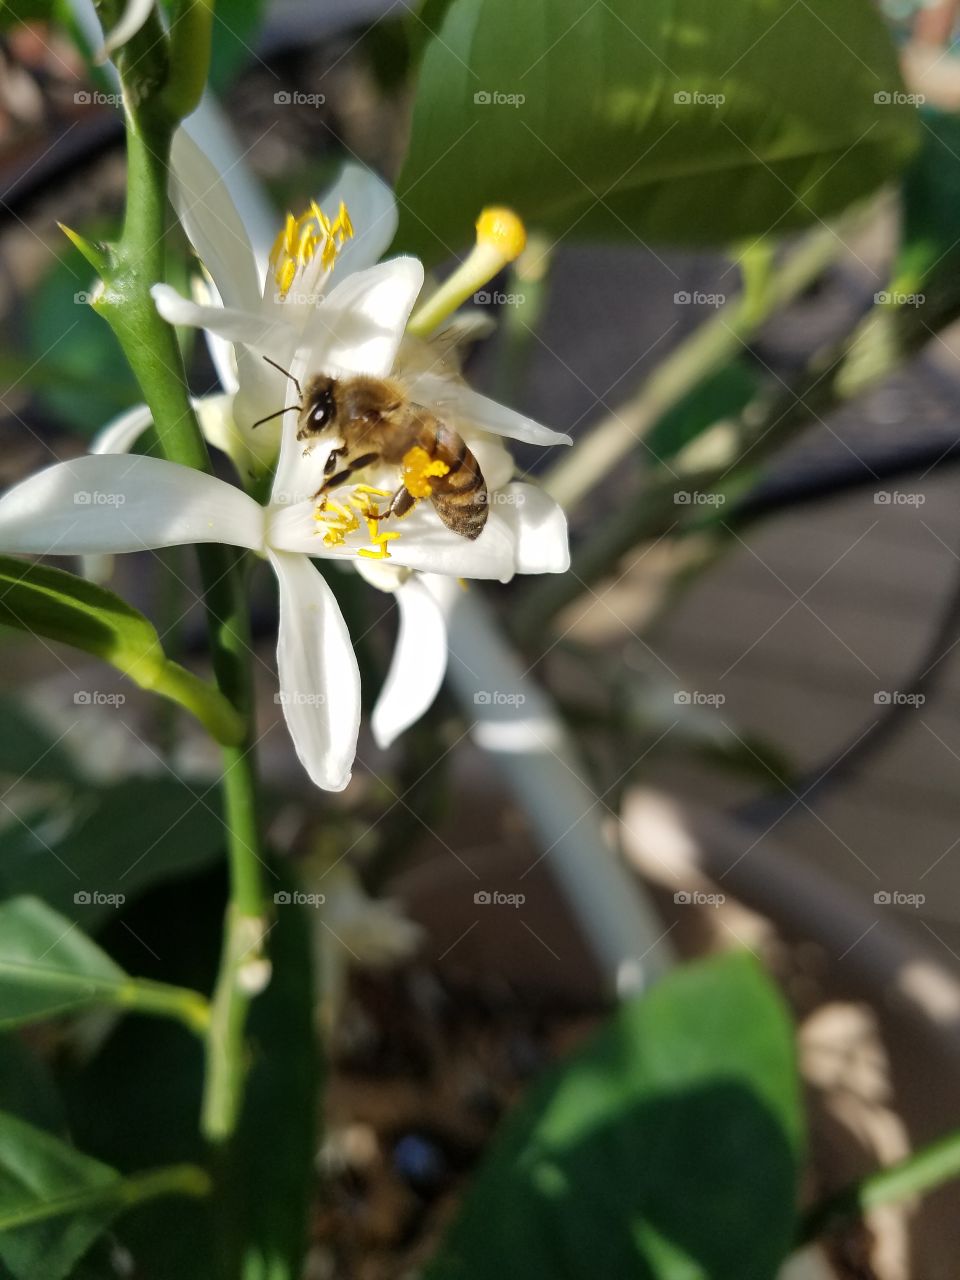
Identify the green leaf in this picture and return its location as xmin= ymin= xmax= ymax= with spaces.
xmin=0 ymin=1109 xmax=118 ymax=1280
xmin=0 ymin=896 xmax=208 ymax=1034
xmin=0 ymin=779 xmax=227 ymax=926
xmin=0 ymin=556 xmax=244 ymax=746
xmin=208 ymin=0 xmax=267 ymax=89
xmin=396 ymin=0 xmax=917 ymax=262
xmin=25 ymin=245 xmax=138 ymax=434
xmin=0 ymin=696 xmax=84 ymax=788
xmin=427 ymin=953 xmax=802 ymax=1280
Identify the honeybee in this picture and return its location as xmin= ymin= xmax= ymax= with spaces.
xmin=256 ymin=360 xmax=489 ymax=540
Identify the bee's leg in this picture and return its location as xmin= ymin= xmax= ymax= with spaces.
xmin=311 ymin=450 xmax=378 ymax=500
xmin=368 ymin=486 xmax=418 ymax=521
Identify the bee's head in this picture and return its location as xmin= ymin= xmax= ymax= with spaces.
xmin=297 ymin=374 xmax=338 ymax=441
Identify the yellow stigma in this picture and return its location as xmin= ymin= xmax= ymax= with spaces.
xmin=269 ymin=200 xmax=354 ymax=300
xmin=407 ymin=205 xmax=529 ymax=338
xmin=476 ymin=207 xmax=527 ymax=262
xmin=402 ymin=446 xmax=449 ymax=499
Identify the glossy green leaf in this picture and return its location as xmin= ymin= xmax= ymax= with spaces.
xmin=0 ymin=896 xmax=208 ymax=1034
xmin=427 ymin=953 xmax=802 ymax=1280
xmin=0 ymin=778 xmax=226 ymax=926
xmin=396 ymin=0 xmax=917 ymax=262
xmin=0 ymin=1109 xmax=118 ymax=1280
xmin=0 ymin=556 xmax=244 ymax=745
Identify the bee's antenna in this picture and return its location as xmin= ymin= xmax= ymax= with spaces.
xmin=262 ymin=355 xmax=302 ymax=398
xmin=251 ymin=405 xmax=299 ymax=430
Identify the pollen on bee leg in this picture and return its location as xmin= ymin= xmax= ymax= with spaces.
xmin=402 ymin=446 xmax=449 ymax=499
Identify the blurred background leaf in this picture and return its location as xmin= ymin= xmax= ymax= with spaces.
xmin=396 ymin=0 xmax=918 ymax=263
xmin=427 ymin=953 xmax=802 ymax=1280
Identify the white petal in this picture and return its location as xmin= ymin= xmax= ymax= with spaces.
xmin=192 ymin=274 xmax=240 ymax=393
xmin=406 ymin=373 xmax=572 ymax=446
xmin=268 ymin=551 xmax=361 ymax=792
xmin=0 ymin=455 xmax=264 ymax=555
xmin=321 ymin=164 xmax=398 ymax=278
xmin=352 ymin=558 xmax=409 ymax=593
xmin=170 ymin=130 xmax=261 ymax=312
xmin=295 ymin=257 xmax=424 ymax=381
xmin=268 ymin=496 xmax=519 ymax=581
xmin=372 ymin=575 xmax=448 ymax=749
xmin=151 ymin=284 xmax=297 ymax=364
xmin=90 ymin=402 xmax=153 ymax=455
xmin=271 ymin=259 xmax=424 ymax=507
xmin=498 ymin=482 xmax=570 ymax=574
xmin=96 ymin=0 xmax=154 ymax=61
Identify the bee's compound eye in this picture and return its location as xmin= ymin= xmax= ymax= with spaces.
xmin=308 ymin=393 xmax=334 ymax=431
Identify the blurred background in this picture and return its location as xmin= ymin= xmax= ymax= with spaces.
xmin=4 ymin=1 xmax=960 ymax=1277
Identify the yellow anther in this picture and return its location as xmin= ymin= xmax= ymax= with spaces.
xmin=271 ymin=200 xmax=355 ymax=298
xmin=476 ymin=206 xmax=527 ymax=262
xmin=402 ymin=446 xmax=449 ymax=499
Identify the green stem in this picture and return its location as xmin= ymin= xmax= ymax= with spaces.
xmin=0 ymin=962 xmax=209 ymax=1034
xmin=0 ymin=1164 xmax=210 ymax=1231
xmin=92 ymin=10 xmax=268 ymax=1145
xmin=799 ymin=1128 xmax=960 ymax=1243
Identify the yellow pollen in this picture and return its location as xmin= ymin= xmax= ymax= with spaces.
xmin=476 ymin=206 xmax=527 ymax=262
xmin=270 ymin=200 xmax=355 ymax=299
xmin=402 ymin=446 xmax=449 ymax=499
xmin=314 ymin=485 xmax=402 ymax=558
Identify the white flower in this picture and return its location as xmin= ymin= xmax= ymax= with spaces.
xmin=0 ymin=246 xmax=568 ymax=790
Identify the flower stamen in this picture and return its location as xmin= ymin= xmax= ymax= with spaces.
xmin=269 ymin=200 xmax=355 ymax=300
xmin=314 ymin=485 xmax=402 ymax=558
